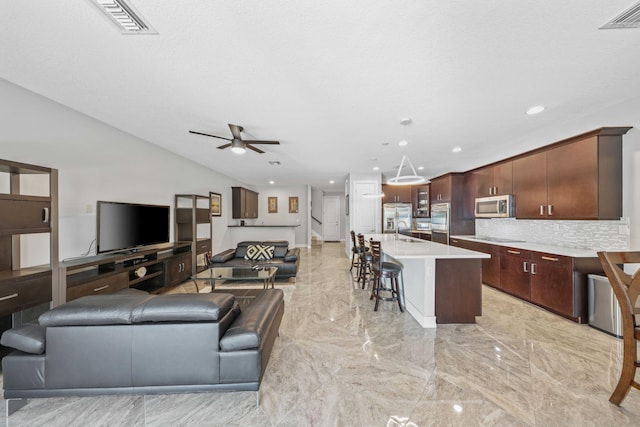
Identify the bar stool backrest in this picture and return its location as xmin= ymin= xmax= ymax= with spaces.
xmin=598 ymin=251 xmax=640 ymax=405
xmin=370 ymin=240 xmax=382 ymax=270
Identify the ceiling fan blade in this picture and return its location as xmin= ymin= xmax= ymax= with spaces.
xmin=246 ymin=144 xmax=265 ymax=154
xmin=217 ymin=143 xmax=232 ymax=150
xmin=244 ymin=140 xmax=280 ymax=145
xmin=189 ymin=130 xmax=232 ymax=141
xmin=228 ymin=124 xmax=244 ymax=139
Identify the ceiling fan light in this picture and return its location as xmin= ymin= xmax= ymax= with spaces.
xmin=231 ymin=139 xmax=246 ymax=154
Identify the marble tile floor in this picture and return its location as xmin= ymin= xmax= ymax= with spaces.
xmin=3 ymin=240 xmax=640 ymax=426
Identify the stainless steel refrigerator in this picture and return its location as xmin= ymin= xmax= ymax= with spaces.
xmin=383 ymin=203 xmax=412 ymax=233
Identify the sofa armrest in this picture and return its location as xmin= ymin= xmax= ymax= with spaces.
xmin=211 ymin=248 xmax=236 ymax=263
xmin=283 ymin=248 xmax=299 ymax=262
xmin=219 ymin=289 xmax=284 ymax=352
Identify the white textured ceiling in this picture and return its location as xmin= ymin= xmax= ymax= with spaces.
xmin=2 ymin=1 xmax=640 ymax=191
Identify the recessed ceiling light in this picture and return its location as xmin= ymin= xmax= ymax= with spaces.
xmin=329 ymin=180 xmax=335 ymax=184
xmin=526 ymin=105 xmax=545 ymax=115
xmin=373 ymin=166 xmax=380 ymax=171
xmin=417 ymin=166 xmax=424 ymax=170
xmin=269 ymin=180 xmax=275 ymax=184
xmin=398 ymin=140 xmax=408 ymax=147
xmin=452 ymin=146 xmax=462 ymax=153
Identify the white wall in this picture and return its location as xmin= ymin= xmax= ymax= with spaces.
xmin=0 ymin=78 xmax=259 ymax=259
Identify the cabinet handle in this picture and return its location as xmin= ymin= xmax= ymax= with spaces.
xmin=42 ymin=207 xmax=49 ymax=223
xmin=523 ymin=261 xmax=528 ymax=272
xmin=0 ymin=293 xmax=19 ymax=302
xmin=548 ymin=205 xmax=553 ymax=216
xmin=541 ymin=256 xmax=558 ymax=262
xmin=531 ymin=263 xmax=537 ymax=275
xmin=93 ymin=285 xmax=109 ymax=292
xmin=508 ymin=250 xmax=520 ymax=254
xmin=539 ymin=205 xmax=544 ymax=215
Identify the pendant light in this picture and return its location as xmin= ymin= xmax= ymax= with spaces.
xmin=386 ymin=118 xmax=425 ymax=185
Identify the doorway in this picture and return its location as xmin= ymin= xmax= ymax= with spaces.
xmin=323 ymin=195 xmax=341 ymax=241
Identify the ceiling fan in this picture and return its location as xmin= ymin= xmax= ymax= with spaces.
xmin=189 ymin=124 xmax=280 ymax=154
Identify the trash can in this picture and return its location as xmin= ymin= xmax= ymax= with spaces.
xmin=588 ymin=274 xmax=623 ymax=338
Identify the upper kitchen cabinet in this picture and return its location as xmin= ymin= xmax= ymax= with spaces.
xmin=513 ymin=127 xmax=630 ymax=220
xmin=381 ymin=184 xmax=411 ymax=204
xmin=430 ymin=175 xmax=453 ymax=203
xmin=411 ymin=184 xmax=430 ymax=217
xmin=231 ymin=187 xmax=259 ymax=218
xmin=475 ymin=161 xmax=513 ymax=198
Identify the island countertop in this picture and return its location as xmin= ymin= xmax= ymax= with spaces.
xmin=363 ymin=233 xmax=488 ymax=328
xmin=364 ymin=233 xmax=490 ymax=260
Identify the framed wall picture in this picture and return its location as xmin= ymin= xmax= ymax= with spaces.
xmin=268 ymin=196 xmax=278 ymax=213
xmin=289 ymin=196 xmax=299 ymax=213
xmin=210 ymin=192 xmax=221 ymax=217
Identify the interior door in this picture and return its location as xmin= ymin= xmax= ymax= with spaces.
xmin=322 ymin=196 xmax=340 ymax=241
xmin=354 ymin=181 xmax=377 ymax=234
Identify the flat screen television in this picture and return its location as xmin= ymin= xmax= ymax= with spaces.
xmin=96 ymin=201 xmax=170 ymax=254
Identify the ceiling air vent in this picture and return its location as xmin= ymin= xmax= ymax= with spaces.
xmin=600 ymin=1 xmax=640 ymax=29
xmin=89 ymin=0 xmax=157 ymax=34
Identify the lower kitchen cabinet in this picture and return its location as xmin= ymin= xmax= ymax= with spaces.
xmin=451 ymin=238 xmax=603 ymax=323
xmin=499 ymin=248 xmax=531 ymax=300
xmin=528 ymin=253 xmax=574 ymax=316
xmin=449 ymin=238 xmax=500 ymax=287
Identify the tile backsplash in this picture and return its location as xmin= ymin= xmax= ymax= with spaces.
xmin=476 ymin=218 xmax=629 ymax=250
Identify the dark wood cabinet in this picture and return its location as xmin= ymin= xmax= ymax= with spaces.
xmin=451 ymin=239 xmax=500 ymax=287
xmin=499 ymin=247 xmax=532 ymax=300
xmin=166 ymin=252 xmax=192 ymax=286
xmin=62 ymin=243 xmax=192 ymax=302
xmin=381 ymin=184 xmax=412 ymax=204
xmin=472 ymin=162 xmax=512 ymax=198
xmin=232 ymin=187 xmax=259 ymax=218
xmin=430 ymin=176 xmax=452 ymax=203
xmin=513 ymin=129 xmax=627 ymax=220
xmin=411 ymin=185 xmax=430 ymax=217
xmin=529 ymin=253 xmax=574 ymax=316
xmin=0 ymin=159 xmax=58 ymax=317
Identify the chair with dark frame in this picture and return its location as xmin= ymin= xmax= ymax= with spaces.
xmin=597 ymin=251 xmax=640 ymax=406
xmin=350 ymin=230 xmax=368 ymax=274
xmin=369 ymin=239 xmax=404 ymax=312
xmin=357 ymin=233 xmax=373 ymax=288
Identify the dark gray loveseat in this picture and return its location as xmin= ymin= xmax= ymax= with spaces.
xmin=211 ymin=241 xmax=300 ymax=279
xmin=1 ymin=288 xmax=283 ymax=405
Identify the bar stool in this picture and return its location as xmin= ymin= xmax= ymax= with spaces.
xmin=369 ymin=240 xmax=404 ymax=312
xmin=357 ymin=233 xmax=373 ymax=288
xmin=350 ymin=230 xmax=368 ymax=274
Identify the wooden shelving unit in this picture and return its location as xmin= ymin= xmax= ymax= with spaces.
xmin=175 ymin=194 xmax=212 ymax=275
xmin=0 ymin=159 xmax=58 ymax=320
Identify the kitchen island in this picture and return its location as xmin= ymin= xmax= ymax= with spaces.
xmin=365 ymin=234 xmax=490 ymax=328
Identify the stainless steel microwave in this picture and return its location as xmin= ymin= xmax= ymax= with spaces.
xmin=474 ymin=195 xmax=514 ymax=218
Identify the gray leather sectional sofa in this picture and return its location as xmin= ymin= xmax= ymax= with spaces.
xmin=211 ymin=240 xmax=300 ymax=279
xmin=1 ymin=287 xmax=284 ymax=401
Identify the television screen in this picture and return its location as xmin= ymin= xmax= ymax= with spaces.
xmin=97 ymin=201 xmax=170 ymax=254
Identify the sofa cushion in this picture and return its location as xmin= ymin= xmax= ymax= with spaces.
xmin=0 ymin=323 xmax=46 ymax=354
xmin=131 ymin=293 xmax=236 ymax=323
xmin=245 ymin=244 xmax=275 ymax=261
xmin=38 ymin=293 xmax=154 ymax=326
xmin=283 ymin=248 xmax=299 ymax=262
xmin=273 ymin=246 xmax=288 ymax=258
xmin=211 ymin=248 xmax=235 ymax=263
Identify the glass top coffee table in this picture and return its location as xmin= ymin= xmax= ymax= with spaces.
xmin=192 ymin=266 xmax=278 ymax=292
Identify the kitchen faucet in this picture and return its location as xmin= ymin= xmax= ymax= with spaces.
xmin=396 ymin=220 xmax=409 ymax=240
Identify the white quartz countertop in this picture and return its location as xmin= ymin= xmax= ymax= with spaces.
xmin=450 ymin=235 xmax=598 ymax=258
xmin=365 ymin=233 xmax=490 ymax=260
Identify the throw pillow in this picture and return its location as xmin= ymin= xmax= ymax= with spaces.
xmin=245 ymin=244 xmax=275 ymax=261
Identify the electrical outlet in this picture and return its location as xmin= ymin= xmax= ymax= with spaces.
xmin=619 ymin=225 xmax=630 ymax=235
xmin=85 ymin=204 xmax=93 ymax=214
xmin=553 ymin=223 xmax=560 ymax=231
